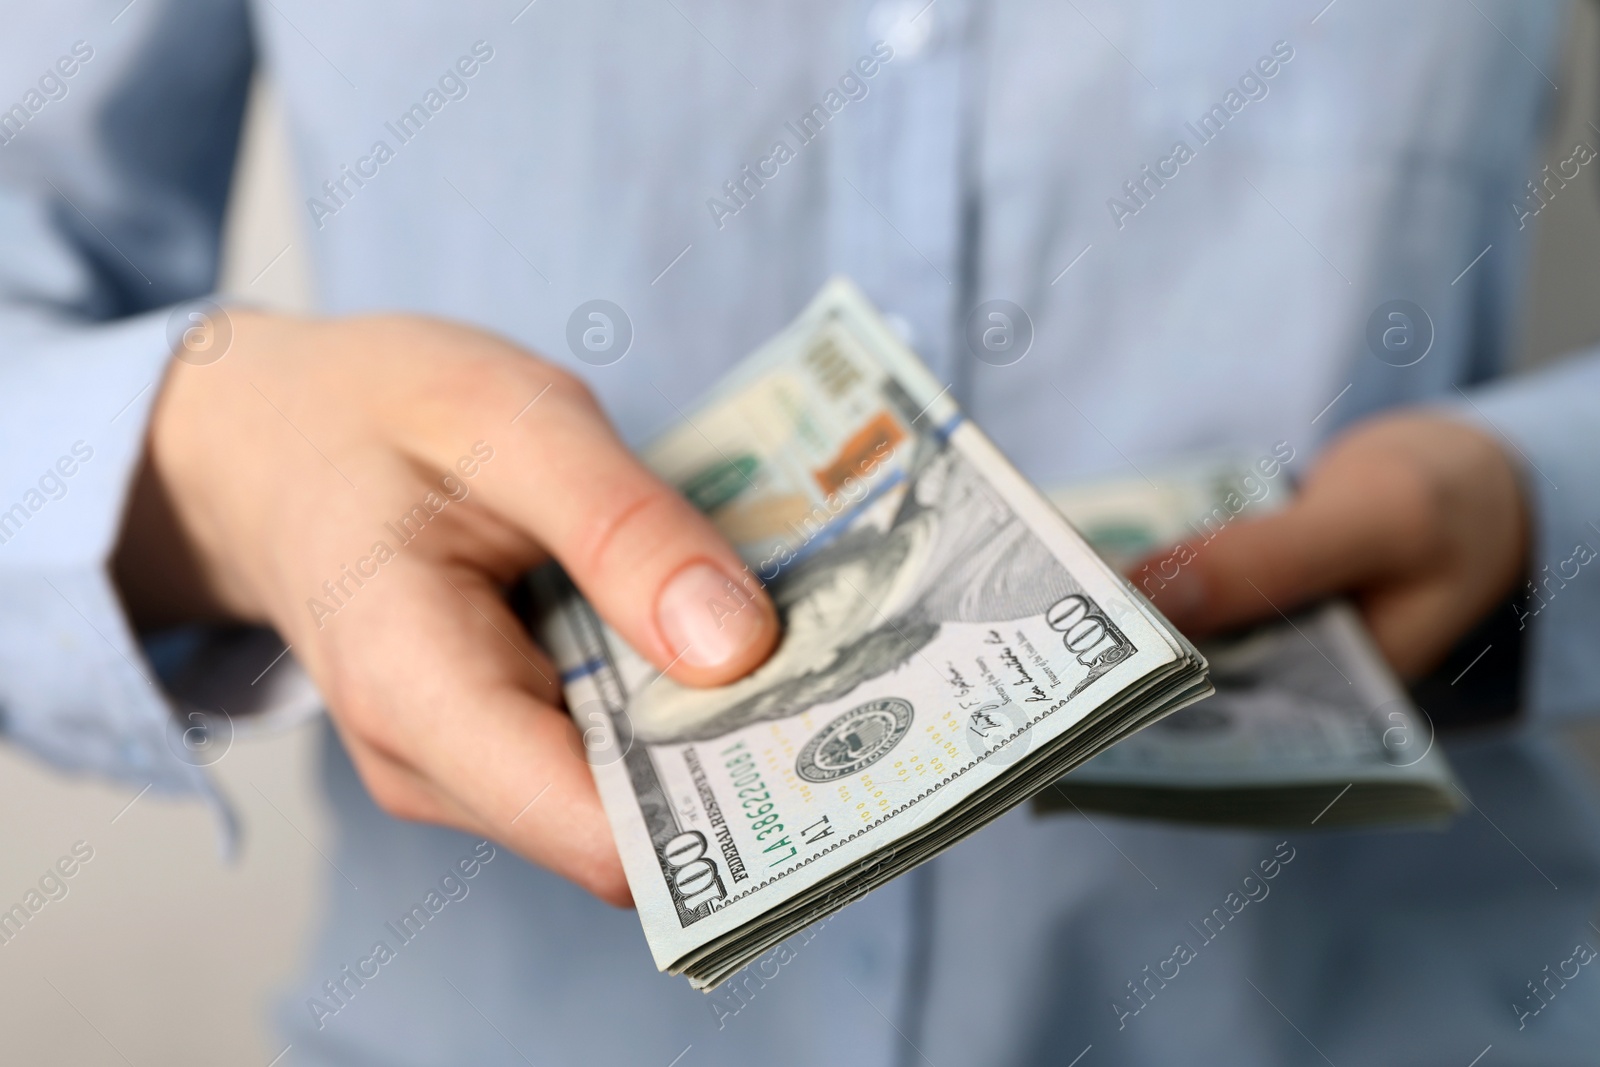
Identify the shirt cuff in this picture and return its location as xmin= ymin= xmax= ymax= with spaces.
xmin=1448 ymin=350 xmax=1600 ymax=722
xmin=0 ymin=310 xmax=215 ymax=794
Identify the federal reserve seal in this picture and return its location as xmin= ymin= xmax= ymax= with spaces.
xmin=795 ymin=698 xmax=914 ymax=783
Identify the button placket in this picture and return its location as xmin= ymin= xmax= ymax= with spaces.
xmin=830 ymin=0 xmax=972 ymax=383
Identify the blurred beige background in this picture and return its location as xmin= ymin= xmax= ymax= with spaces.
xmin=3 ymin=7 xmax=1600 ymax=1063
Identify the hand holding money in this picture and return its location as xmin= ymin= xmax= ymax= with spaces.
xmin=531 ymin=280 xmax=1211 ymax=987
xmin=114 ymin=309 xmax=780 ymax=906
xmin=1135 ymin=413 xmax=1528 ymax=679
xmin=1045 ymin=461 xmax=1466 ymax=828
xmin=116 ymin=280 xmax=1490 ymax=950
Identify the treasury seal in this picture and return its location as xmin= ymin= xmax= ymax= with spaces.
xmin=796 ymin=698 xmax=914 ymax=783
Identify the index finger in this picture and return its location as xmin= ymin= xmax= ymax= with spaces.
xmin=328 ymin=559 xmax=631 ymax=905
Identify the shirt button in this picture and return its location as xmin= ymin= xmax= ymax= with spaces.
xmin=868 ymin=0 xmax=936 ymax=61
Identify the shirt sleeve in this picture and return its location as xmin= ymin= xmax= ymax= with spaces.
xmin=0 ymin=1 xmax=255 ymax=793
xmin=1452 ymin=349 xmax=1600 ymax=723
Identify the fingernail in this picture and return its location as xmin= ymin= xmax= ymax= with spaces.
xmin=656 ymin=562 xmax=769 ymax=671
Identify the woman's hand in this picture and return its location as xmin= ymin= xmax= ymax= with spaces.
xmin=115 ymin=309 xmax=779 ymax=905
xmin=1137 ymin=412 xmax=1529 ymax=679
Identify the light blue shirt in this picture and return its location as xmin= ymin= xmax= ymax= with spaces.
xmin=4 ymin=1 xmax=1600 ymax=1064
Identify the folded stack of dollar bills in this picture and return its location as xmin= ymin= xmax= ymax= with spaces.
xmin=529 ymin=278 xmax=1212 ymax=989
xmin=1040 ymin=467 xmax=1463 ymax=828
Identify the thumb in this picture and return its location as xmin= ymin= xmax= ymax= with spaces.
xmin=444 ymin=370 xmax=780 ymax=687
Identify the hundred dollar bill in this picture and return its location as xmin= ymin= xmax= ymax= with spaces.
xmin=527 ymin=278 xmax=1211 ymax=989
xmin=1039 ymin=462 xmax=1464 ymax=827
